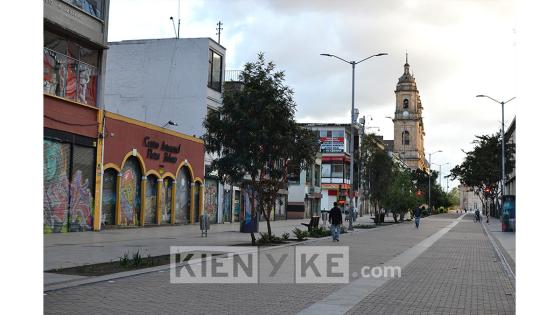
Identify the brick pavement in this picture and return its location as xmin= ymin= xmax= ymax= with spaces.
xmin=44 ymin=213 xmax=515 ymax=314
xmin=347 ymin=215 xmax=515 ymax=314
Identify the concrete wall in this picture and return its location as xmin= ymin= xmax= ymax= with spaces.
xmin=104 ymin=38 xmax=225 ymax=138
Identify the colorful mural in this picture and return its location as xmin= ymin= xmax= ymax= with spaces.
xmin=175 ymin=168 xmax=191 ymax=224
xmin=161 ymin=177 xmax=172 ymax=223
xmin=222 ymin=189 xmax=232 ymax=223
xmin=44 ymin=140 xmax=71 ymax=233
xmin=204 ymin=179 xmax=218 ymax=223
xmin=120 ymin=158 xmax=141 ymax=226
xmin=102 ymin=168 xmax=117 ymax=227
xmin=144 ymin=175 xmax=158 ymax=224
xmin=194 ymin=182 xmax=201 ymax=222
xmin=44 ymin=140 xmax=95 ymax=233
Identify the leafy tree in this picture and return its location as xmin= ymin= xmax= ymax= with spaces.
xmin=361 ymin=134 xmax=392 ymax=222
xmin=449 ymin=132 xmax=515 ymax=218
xmin=382 ymin=165 xmax=419 ymax=222
xmin=203 ymin=53 xmax=319 ymax=245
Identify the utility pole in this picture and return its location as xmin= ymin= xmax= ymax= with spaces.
xmin=216 ymin=21 xmax=223 ymax=44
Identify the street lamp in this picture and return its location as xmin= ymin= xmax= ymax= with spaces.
xmin=321 ymin=52 xmax=387 ymax=230
xmin=428 ymin=150 xmax=442 ymax=213
xmin=476 ymin=95 xmax=515 ymax=215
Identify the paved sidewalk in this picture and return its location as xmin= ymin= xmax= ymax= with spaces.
xmin=44 ymin=219 xmax=311 ymax=271
xmin=483 ymin=215 xmax=515 ymax=265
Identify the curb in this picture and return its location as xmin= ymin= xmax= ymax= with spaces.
xmin=480 ymin=219 xmax=516 ymax=281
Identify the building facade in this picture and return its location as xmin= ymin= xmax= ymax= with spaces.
xmin=104 ymin=37 xmax=231 ymax=224
xmin=43 ymin=0 xmax=110 ymax=233
xmin=299 ymin=123 xmax=360 ymax=212
xmin=391 ymin=55 xmax=428 ymax=172
xmin=459 ymin=185 xmax=483 ymax=212
xmin=287 ymin=155 xmax=322 ymax=219
xmin=504 ymin=117 xmax=516 ymax=196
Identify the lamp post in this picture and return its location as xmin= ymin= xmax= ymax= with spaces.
xmin=432 ymin=162 xmax=449 ymax=188
xmin=476 ymin=95 xmax=515 ymax=215
xmin=428 ymin=150 xmax=442 ymax=214
xmin=321 ymin=52 xmax=387 ymax=230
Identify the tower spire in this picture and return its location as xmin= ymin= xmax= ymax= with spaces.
xmin=406 ymin=51 xmax=408 ymax=64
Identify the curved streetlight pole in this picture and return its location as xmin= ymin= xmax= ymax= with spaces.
xmin=321 ymin=52 xmax=387 ymax=230
xmin=428 ymin=150 xmax=442 ymax=213
xmin=476 ymin=95 xmax=515 ymax=215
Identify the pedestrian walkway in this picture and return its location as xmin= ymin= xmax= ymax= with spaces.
xmin=483 ymin=215 xmax=515 ymax=265
xmin=44 ymin=213 xmax=515 ymax=314
xmin=44 ymin=219 xmax=311 ymax=271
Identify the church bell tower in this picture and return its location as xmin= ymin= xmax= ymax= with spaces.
xmin=392 ymin=54 xmax=427 ymax=171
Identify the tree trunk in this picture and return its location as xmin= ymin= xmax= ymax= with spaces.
xmin=262 ymin=208 xmax=272 ymax=236
xmin=251 ymin=232 xmax=256 ymax=246
xmin=393 ymin=212 xmax=398 ymax=222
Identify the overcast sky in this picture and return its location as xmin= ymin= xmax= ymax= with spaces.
xmin=108 ymin=0 xmax=518 ymax=190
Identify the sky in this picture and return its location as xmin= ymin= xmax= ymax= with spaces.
xmin=107 ymin=0 xmax=518 ymax=190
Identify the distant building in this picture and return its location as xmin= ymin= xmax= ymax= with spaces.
xmin=287 ymin=154 xmax=323 ymax=219
xmin=459 ymin=185 xmax=483 ymax=212
xmin=298 ymin=123 xmax=360 ymax=212
xmin=504 ymin=117 xmax=516 ymax=196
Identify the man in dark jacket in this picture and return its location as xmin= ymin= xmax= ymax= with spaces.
xmin=413 ymin=206 xmax=422 ymax=228
xmin=329 ymin=202 xmax=343 ymax=242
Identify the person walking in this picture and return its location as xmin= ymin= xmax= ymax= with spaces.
xmin=329 ymin=202 xmax=343 ymax=242
xmin=413 ymin=206 xmax=421 ymax=229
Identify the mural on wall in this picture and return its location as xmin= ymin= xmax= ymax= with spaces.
xmin=144 ymin=175 xmax=158 ymax=224
xmin=162 ymin=177 xmax=172 ymax=223
xmin=194 ymin=182 xmax=201 ymax=222
xmin=44 ymin=140 xmax=71 ymax=233
xmin=44 ymin=140 xmax=95 ymax=233
xmin=175 ymin=168 xmax=191 ymax=224
xmin=222 ymin=189 xmax=232 ymax=223
xmin=204 ymin=179 xmax=218 ymax=223
xmin=234 ymin=190 xmax=241 ymax=222
xmin=102 ymin=168 xmax=117 ymax=227
xmin=68 ymin=170 xmax=94 ymax=231
xmin=120 ymin=158 xmax=141 ymax=226
xmin=240 ymin=186 xmax=259 ymax=233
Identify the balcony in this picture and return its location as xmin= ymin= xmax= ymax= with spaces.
xmin=225 ymin=70 xmax=243 ymax=82
xmin=43 ymin=47 xmax=98 ymax=106
xmin=394 ymin=112 xmax=422 ymax=120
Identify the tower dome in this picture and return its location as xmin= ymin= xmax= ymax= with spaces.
xmin=396 ymin=53 xmax=417 ymax=92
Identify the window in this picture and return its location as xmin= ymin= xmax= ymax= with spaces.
xmin=332 ymin=130 xmax=344 ymax=138
xmin=43 ymin=30 xmax=99 ymax=106
xmin=61 ymin=0 xmax=105 ymax=20
xmin=321 ymin=164 xmax=331 ymax=178
xmin=403 ymin=98 xmax=409 ymax=109
xmin=319 ymin=130 xmax=327 ymax=137
xmin=208 ymin=50 xmax=223 ymax=92
xmin=403 ymin=131 xmax=410 ymax=145
xmin=332 ymin=164 xmax=344 ymax=178
xmin=314 ymin=164 xmax=321 ymax=187
xmin=287 ymin=162 xmax=301 ymax=184
xmin=327 ymin=130 xmax=332 ymax=137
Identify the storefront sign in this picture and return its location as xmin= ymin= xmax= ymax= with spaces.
xmin=143 ymin=136 xmax=181 ymax=163
xmin=320 ymin=137 xmax=345 ymax=153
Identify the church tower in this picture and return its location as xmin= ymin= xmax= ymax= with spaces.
xmin=392 ymin=54 xmax=427 ymax=171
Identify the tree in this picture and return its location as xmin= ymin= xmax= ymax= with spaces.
xmin=449 ymin=132 xmax=515 ymax=219
xmin=203 ymin=53 xmax=319 ymax=245
xmin=361 ymin=134 xmax=392 ymax=223
xmin=382 ymin=165 xmax=419 ymax=222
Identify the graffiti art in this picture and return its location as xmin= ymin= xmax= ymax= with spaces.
xmin=204 ymin=179 xmax=218 ymax=223
xmin=102 ymin=168 xmax=117 ymax=227
xmin=144 ymin=175 xmax=158 ymax=224
xmin=175 ymin=168 xmax=191 ymax=224
xmin=120 ymin=158 xmax=141 ymax=226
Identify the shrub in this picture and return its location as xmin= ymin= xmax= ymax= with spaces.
xmin=293 ymin=227 xmax=309 ymax=241
xmin=340 ymin=225 xmax=347 ymax=234
xmin=421 ymin=209 xmax=429 ymax=217
xmin=119 ymin=252 xmax=131 ymax=267
xmin=309 ymin=227 xmax=331 ymax=238
xmin=132 ymin=250 xmax=142 ymax=267
xmin=282 ymin=232 xmax=290 ymax=240
xmin=256 ymin=233 xmax=283 ymax=245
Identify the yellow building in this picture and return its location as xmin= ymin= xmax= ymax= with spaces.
xmin=391 ymin=54 xmax=428 ymax=172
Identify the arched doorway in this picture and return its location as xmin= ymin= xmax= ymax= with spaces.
xmin=120 ymin=157 xmax=142 ymax=226
xmin=175 ymin=167 xmax=192 ymax=224
xmin=101 ymin=168 xmax=117 ymax=227
xmin=144 ymin=174 xmax=158 ymax=225
xmin=161 ymin=177 xmax=173 ymax=224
